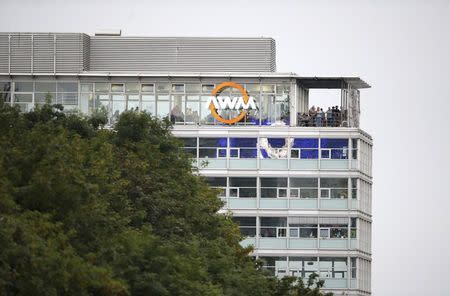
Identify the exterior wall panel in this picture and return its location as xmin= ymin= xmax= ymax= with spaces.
xmin=89 ymin=37 xmax=276 ymax=72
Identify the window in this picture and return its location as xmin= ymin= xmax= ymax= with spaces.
xmin=320 ymin=217 xmax=349 ymax=239
xmin=111 ymin=83 xmax=124 ymax=92
xmin=260 ymin=177 xmax=287 ymax=198
xmin=320 ymin=178 xmax=348 ymax=199
xmin=260 ymin=217 xmax=287 ymax=237
xmin=289 ymin=217 xmax=318 ymax=238
xmin=142 ymin=94 xmax=155 ymax=115
xmin=14 ymin=82 xmax=33 ymax=92
xmin=156 ymin=95 xmax=169 ymax=118
xmin=229 ymin=177 xmax=256 ymax=198
xmin=170 ymin=94 xmax=185 ymax=124
xmin=201 ymin=84 xmax=214 ymax=93
xmin=319 ymin=258 xmax=347 ymax=278
xmin=320 ymin=138 xmax=349 ymax=159
xmin=178 ymin=137 xmax=197 ymax=157
xmin=0 ymin=82 xmax=11 ymax=103
xmin=141 ymin=84 xmax=154 ymax=93
xmin=157 ymin=83 xmax=170 ymax=93
xmin=199 ymin=138 xmax=227 ymax=158
xmin=229 ymin=138 xmax=257 ymax=158
xmin=125 ymin=83 xmax=139 ymax=93
xmin=95 ymin=82 xmax=109 ymax=92
xmin=291 ymin=138 xmax=319 ymax=159
xmin=352 ymin=138 xmax=358 ymax=159
xmin=259 ymin=256 xmax=287 ymax=276
xmin=351 ymin=218 xmax=357 ymax=238
xmin=185 ymin=84 xmax=201 ymax=93
xmin=351 ymin=178 xmax=358 ymax=199
xmin=171 ymin=84 xmax=185 ymax=93
xmin=111 ymin=94 xmax=126 ymax=123
xmin=205 ymin=177 xmax=227 ymax=198
xmin=289 ymin=257 xmax=318 ymax=278
xmin=290 ymin=178 xmax=318 ymax=198
xmin=185 ymin=95 xmax=200 ymax=124
xmin=351 ymin=258 xmax=357 ymax=278
xmin=232 ymin=217 xmax=256 ymax=237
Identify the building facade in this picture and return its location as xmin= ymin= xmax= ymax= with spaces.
xmin=0 ymin=32 xmax=372 ymax=295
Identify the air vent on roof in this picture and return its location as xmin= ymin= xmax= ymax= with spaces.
xmin=95 ymin=30 xmax=121 ymax=36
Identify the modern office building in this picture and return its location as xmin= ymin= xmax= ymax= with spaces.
xmin=0 ymin=32 xmax=372 ymax=295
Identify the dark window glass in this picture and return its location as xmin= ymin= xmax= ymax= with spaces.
xmin=199 ymin=137 xmax=227 ymax=147
xmin=230 ymin=138 xmax=257 ymax=147
xmin=301 ymin=149 xmax=318 ymax=159
xmin=293 ymin=138 xmax=319 ymax=148
xmin=321 ymin=138 xmax=349 ymax=149
xmin=0 ymin=82 xmax=11 ymax=92
xmin=229 ymin=177 xmax=256 ymax=187
xmin=14 ymin=82 xmax=33 ymax=92
xmin=290 ymin=178 xmax=318 ymax=187
xmin=179 ymin=137 xmax=197 ymax=147
xmin=260 ymin=177 xmax=287 ymax=187
xmin=268 ymin=138 xmax=285 ymax=148
xmin=232 ymin=217 xmax=256 ymax=227
xmin=205 ymin=177 xmax=227 ymax=187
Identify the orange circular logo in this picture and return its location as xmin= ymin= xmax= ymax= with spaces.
xmin=209 ymin=82 xmax=250 ymax=124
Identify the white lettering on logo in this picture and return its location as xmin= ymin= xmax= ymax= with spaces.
xmin=205 ymin=96 xmax=257 ymax=110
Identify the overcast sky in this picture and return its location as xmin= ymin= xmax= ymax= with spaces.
xmin=2 ymin=0 xmax=450 ymax=295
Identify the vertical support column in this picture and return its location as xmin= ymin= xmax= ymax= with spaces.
xmin=290 ymin=79 xmax=297 ymax=127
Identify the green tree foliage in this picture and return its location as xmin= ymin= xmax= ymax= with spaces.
xmin=0 ymin=102 xmax=332 ymax=296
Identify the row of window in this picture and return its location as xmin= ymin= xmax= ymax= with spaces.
xmin=206 ymin=177 xmax=357 ymax=199
xmin=181 ymin=137 xmax=357 ymax=160
xmin=258 ymin=256 xmax=357 ymax=279
xmin=233 ymin=217 xmax=357 ymax=239
xmin=0 ymin=81 xmax=291 ymax=126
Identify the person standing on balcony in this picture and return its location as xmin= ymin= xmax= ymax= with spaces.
xmin=316 ymin=107 xmax=324 ymax=127
xmin=326 ymin=107 xmax=333 ymax=127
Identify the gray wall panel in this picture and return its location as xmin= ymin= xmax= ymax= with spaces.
xmin=89 ymin=37 xmax=275 ymax=72
xmin=0 ymin=33 xmax=276 ymax=73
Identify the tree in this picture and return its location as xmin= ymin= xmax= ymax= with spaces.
xmin=273 ymin=273 xmax=333 ymax=296
xmin=0 ymin=101 xmax=332 ymax=296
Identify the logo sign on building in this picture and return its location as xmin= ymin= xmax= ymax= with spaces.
xmin=206 ymin=82 xmax=257 ymax=124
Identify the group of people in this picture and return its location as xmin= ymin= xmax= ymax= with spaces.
xmin=298 ymin=105 xmax=345 ymax=127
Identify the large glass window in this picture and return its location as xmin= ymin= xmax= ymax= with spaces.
xmin=170 ymin=94 xmax=185 ymax=124
xmin=185 ymin=95 xmax=200 ymax=124
xmin=229 ymin=138 xmax=257 ymax=158
xmin=199 ymin=137 xmax=227 ymax=158
xmin=319 ymin=258 xmax=347 ymax=278
xmin=320 ymin=138 xmax=349 ymax=159
xmin=229 ymin=177 xmax=256 ymax=198
xmin=179 ymin=137 xmax=197 ymax=157
xmin=260 ymin=217 xmax=287 ymax=238
xmin=260 ymin=177 xmax=287 ymax=198
xmin=156 ymin=95 xmax=170 ymax=119
xmin=141 ymin=94 xmax=155 ymax=115
xmin=291 ymin=138 xmax=319 ymax=159
xmin=57 ymin=82 xmax=78 ymax=111
xmin=289 ymin=257 xmax=318 ymax=278
xmin=204 ymin=177 xmax=226 ymax=198
xmin=319 ymin=217 xmax=348 ymax=239
xmin=0 ymin=82 xmax=11 ymax=103
xmin=290 ymin=178 xmax=318 ymax=199
xmin=232 ymin=216 xmax=256 ymax=237
xmin=289 ymin=217 xmax=318 ymax=238
xmin=111 ymin=94 xmax=126 ymax=123
xmin=320 ymin=178 xmax=348 ymax=199
xmin=259 ymin=256 xmax=287 ymax=276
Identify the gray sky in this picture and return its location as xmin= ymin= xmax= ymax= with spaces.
xmin=2 ymin=0 xmax=450 ymax=295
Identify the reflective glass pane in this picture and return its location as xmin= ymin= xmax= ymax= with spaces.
xmin=14 ymin=82 xmax=33 ymax=92
xmin=58 ymin=82 xmax=78 ymax=92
